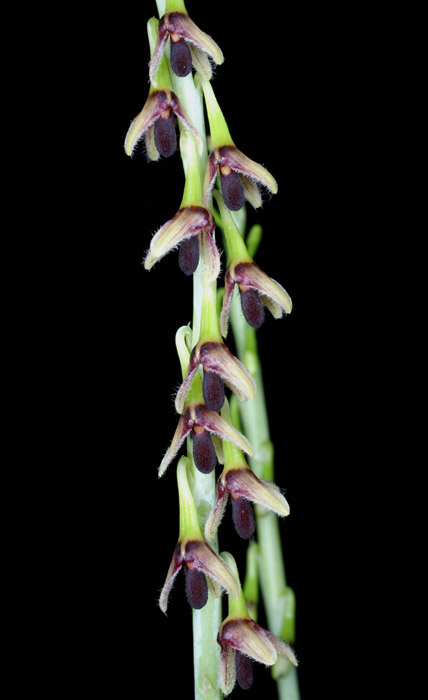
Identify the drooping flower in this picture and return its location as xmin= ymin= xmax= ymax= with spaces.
xmin=174 ymin=272 xmax=255 ymax=414
xmin=124 ymin=88 xmax=202 ymax=160
xmin=222 ymin=260 xmax=293 ymax=333
xmin=216 ymin=552 xmax=298 ymax=694
xmin=158 ymin=402 xmax=253 ymax=478
xmin=149 ymin=1 xmax=224 ymax=86
xmin=144 ymin=131 xmax=218 ymax=274
xmin=144 ymin=204 xmax=215 ymax=271
xmin=161 ymin=327 xmax=252 ymax=478
xmin=205 ymin=401 xmax=290 ymax=541
xmin=159 ymin=457 xmax=240 ymax=613
xmin=124 ymin=18 xmax=203 ymax=160
xmin=213 ymin=189 xmax=292 ymax=336
xmin=175 ymin=340 xmax=256 ymax=414
xmin=199 ymin=77 xmax=278 ymax=211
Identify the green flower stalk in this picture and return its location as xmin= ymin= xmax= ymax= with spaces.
xmin=243 ymin=541 xmax=259 ymax=621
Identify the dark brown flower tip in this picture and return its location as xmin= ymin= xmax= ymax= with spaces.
xmin=235 ymin=651 xmax=254 ymax=690
xmin=232 ymin=496 xmax=255 ymax=539
xmin=203 ymin=369 xmax=225 ymax=412
xmin=240 ymin=288 xmax=265 ymax=329
xmin=153 ymin=109 xmax=177 ymax=158
xmin=185 ymin=566 xmax=208 ymax=609
xmin=192 ymin=429 xmax=217 ymax=474
xmin=178 ymin=235 xmax=200 ymax=275
xmin=170 ymin=35 xmax=192 ymax=77
xmin=220 ymin=166 xmax=245 ymax=211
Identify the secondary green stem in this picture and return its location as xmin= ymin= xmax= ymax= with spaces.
xmin=229 ymin=235 xmax=300 ymax=700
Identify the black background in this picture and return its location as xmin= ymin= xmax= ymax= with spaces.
xmin=40 ymin=3 xmax=368 ymax=698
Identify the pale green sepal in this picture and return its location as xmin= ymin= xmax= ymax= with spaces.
xmin=243 ymin=541 xmax=259 ymax=620
xmin=147 ymin=18 xmax=172 ymax=91
xmin=199 ymin=280 xmax=222 ymax=343
xmin=246 ymin=224 xmax=263 ymax=258
xmin=177 ymin=456 xmax=203 ymax=540
xmin=219 ymin=552 xmax=246 ymax=618
xmin=180 ymin=130 xmax=204 ymax=205
xmin=218 ymin=645 xmax=236 ymax=696
xmin=175 ymin=325 xmax=192 ymax=380
xmin=199 ymin=77 xmax=234 ymax=150
xmin=279 ymin=586 xmax=296 ymax=644
xmin=213 ymin=189 xmax=252 ymax=264
xmin=220 ymin=399 xmax=248 ymax=467
xmin=165 ymin=0 xmax=187 ymax=12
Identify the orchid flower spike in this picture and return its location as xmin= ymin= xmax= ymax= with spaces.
xmin=124 ymin=18 xmax=202 ymax=160
xmin=199 ymin=77 xmax=278 ymax=211
xmin=205 ymin=401 xmax=290 ymax=542
xmin=159 ymin=458 xmax=240 ymax=614
xmin=144 ymin=131 xmax=216 ymax=274
xmin=149 ymin=0 xmax=224 ymax=87
xmin=175 ymin=270 xmax=255 ymax=415
xmin=217 ymin=552 xmax=298 ymax=694
xmin=213 ymin=190 xmax=292 ymax=336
